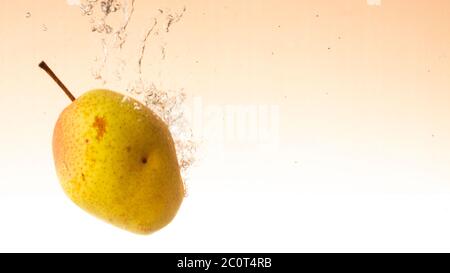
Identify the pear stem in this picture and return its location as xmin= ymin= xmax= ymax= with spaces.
xmin=39 ymin=61 xmax=76 ymax=101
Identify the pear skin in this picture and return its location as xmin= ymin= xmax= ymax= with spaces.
xmin=53 ymin=89 xmax=184 ymax=234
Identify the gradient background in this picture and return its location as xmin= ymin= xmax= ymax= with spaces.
xmin=1 ymin=0 xmax=450 ymax=252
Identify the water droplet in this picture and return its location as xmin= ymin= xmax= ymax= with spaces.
xmin=80 ymin=3 xmax=93 ymax=16
xmin=104 ymin=24 xmax=112 ymax=33
xmin=25 ymin=12 xmax=31 ymax=18
xmin=101 ymin=0 xmax=120 ymax=15
xmin=41 ymin=24 xmax=47 ymax=31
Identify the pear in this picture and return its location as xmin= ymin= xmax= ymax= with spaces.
xmin=40 ymin=61 xmax=184 ymax=234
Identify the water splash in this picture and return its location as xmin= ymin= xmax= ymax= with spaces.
xmin=138 ymin=18 xmax=157 ymax=78
xmin=114 ymin=0 xmax=135 ymax=49
xmin=80 ymin=2 xmax=94 ymax=16
xmin=75 ymin=0 xmax=197 ymax=180
xmin=101 ymin=0 xmax=120 ymax=15
xmin=165 ymin=6 xmax=186 ymax=33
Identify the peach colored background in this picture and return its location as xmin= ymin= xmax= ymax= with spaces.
xmin=1 ymin=0 xmax=450 ymax=251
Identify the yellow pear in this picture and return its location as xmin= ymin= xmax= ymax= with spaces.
xmin=40 ymin=61 xmax=184 ymax=234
